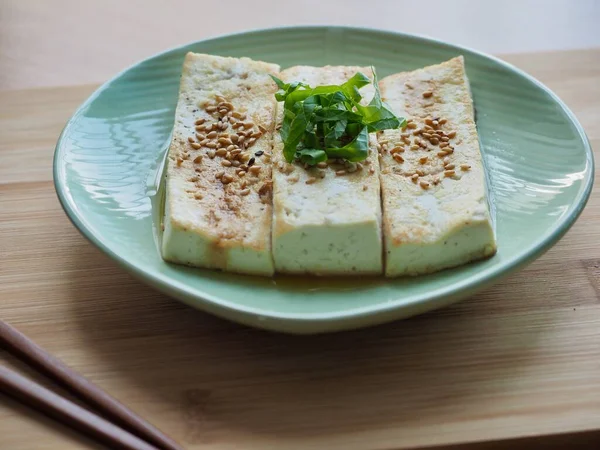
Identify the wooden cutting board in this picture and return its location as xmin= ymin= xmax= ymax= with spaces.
xmin=1 ymin=49 xmax=599 ymax=450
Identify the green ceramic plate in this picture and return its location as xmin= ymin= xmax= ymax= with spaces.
xmin=54 ymin=26 xmax=593 ymax=334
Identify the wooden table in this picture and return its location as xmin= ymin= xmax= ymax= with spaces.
xmin=1 ymin=3 xmax=600 ymax=447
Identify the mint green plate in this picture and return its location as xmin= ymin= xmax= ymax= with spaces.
xmin=54 ymin=27 xmax=593 ymax=334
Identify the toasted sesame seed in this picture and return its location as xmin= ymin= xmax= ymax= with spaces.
xmin=305 ymin=177 xmax=317 ymax=185
xmin=219 ymin=122 xmax=228 ymax=130
xmin=441 ymin=136 xmax=450 ymax=142
xmin=439 ymin=118 xmax=447 ymax=125
xmin=195 ymin=118 xmax=206 ymax=125
xmin=215 ymin=171 xmax=224 ymax=179
xmin=225 ymin=151 xmax=233 ymax=160
xmin=220 ymin=102 xmax=234 ymax=111
xmin=197 ymin=133 xmax=207 ymax=141
xmin=222 ymin=174 xmax=233 ymax=184
xmin=199 ymin=138 xmax=209 ymax=146
xmin=448 ymin=130 xmax=457 ymax=138
xmin=206 ymin=131 xmax=217 ymax=139
xmin=243 ymin=122 xmax=254 ymax=129
xmin=430 ymin=137 xmax=440 ymax=145
xmin=194 ymin=192 xmax=203 ymax=200
xmin=444 ymin=163 xmax=455 ymax=170
xmin=368 ymin=167 xmax=375 ymax=175
xmin=206 ymin=141 xmax=218 ymax=149
xmin=240 ymin=188 xmax=250 ymax=196
xmin=413 ymin=128 xmax=422 ymax=136
xmin=218 ymin=137 xmax=232 ymax=145
xmin=231 ymin=149 xmax=242 ymax=156
xmin=239 ymin=171 xmax=246 ymax=177
xmin=248 ymin=165 xmax=261 ymax=175
xmin=316 ymin=162 xmax=328 ymax=169
xmin=215 ymin=95 xmax=226 ymax=103
xmin=390 ymin=146 xmax=404 ymax=154
xmin=230 ymin=134 xmax=239 ymax=143
xmin=401 ymin=132 xmax=410 ymax=138
xmin=287 ymin=174 xmax=299 ymax=183
xmin=416 ymin=169 xmax=425 ymax=177
xmin=439 ymin=141 xmax=449 ymax=148
xmin=221 ymin=160 xmax=232 ymax=167
xmin=437 ymin=150 xmax=449 ymax=157
xmin=176 ymin=157 xmax=183 ymax=166
xmin=419 ymin=156 xmax=428 ymax=164
xmin=258 ymin=124 xmax=267 ymax=133
xmin=207 ymin=150 xmax=216 ymax=159
xmin=393 ymin=154 xmax=405 ymax=163
xmin=411 ymin=174 xmax=419 ymax=183
xmin=237 ymin=135 xmax=245 ymax=144
xmin=460 ymin=164 xmax=471 ymax=171
xmin=409 ymin=144 xmax=419 ymax=151
xmin=193 ymin=155 xmax=203 ymax=163
xmin=206 ymin=105 xmax=217 ymax=113
xmin=195 ymin=125 xmax=205 ymax=132
xmin=190 ymin=142 xmax=201 ymax=149
xmin=226 ymin=144 xmax=235 ymax=152
xmin=407 ymin=122 xmax=418 ymax=129
xmin=336 ymin=170 xmax=346 ymax=176
xmin=432 ymin=120 xmax=439 ymax=127
xmin=444 ymin=170 xmax=455 ymax=177
xmin=445 ymin=147 xmax=454 ymax=154
xmin=422 ymin=91 xmax=433 ymax=98
xmin=420 ymin=180 xmax=430 ymax=189
xmin=187 ymin=136 xmax=195 ymax=143
xmin=247 ymin=138 xmax=257 ymax=147
xmin=443 ymin=157 xmax=451 ymax=165
xmin=215 ymin=149 xmax=227 ymax=157
xmin=422 ymin=132 xmax=432 ymax=139
xmin=232 ymin=160 xmax=241 ymax=167
xmin=356 ymin=163 xmax=364 ymax=171
xmin=218 ymin=108 xmax=228 ymax=116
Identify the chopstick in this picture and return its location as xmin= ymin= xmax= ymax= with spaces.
xmin=0 ymin=320 xmax=183 ymax=450
xmin=0 ymin=366 xmax=159 ymax=450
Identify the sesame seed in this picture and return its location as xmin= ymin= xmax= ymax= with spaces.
xmin=207 ymin=150 xmax=216 ymax=159
xmin=288 ymin=174 xmax=299 ymax=183
xmin=199 ymin=138 xmax=210 ymax=146
xmin=390 ymin=146 xmax=404 ymax=154
xmin=410 ymin=144 xmax=420 ymax=151
xmin=416 ymin=169 xmax=425 ymax=177
xmin=441 ymin=136 xmax=450 ymax=142
xmin=232 ymin=111 xmax=246 ymax=120
xmin=215 ymin=95 xmax=226 ymax=103
xmin=258 ymin=124 xmax=267 ymax=133
xmin=207 ymin=131 xmax=217 ymax=139
xmin=225 ymin=151 xmax=233 ymax=160
xmin=407 ymin=122 xmax=418 ymax=129
xmin=187 ymin=136 xmax=195 ymax=143
xmin=439 ymin=141 xmax=449 ymax=148
xmin=448 ymin=131 xmax=457 ymax=138
xmin=190 ymin=142 xmax=201 ymax=149
xmin=460 ymin=164 xmax=471 ymax=171
xmin=239 ymin=188 xmax=250 ymax=196
xmin=195 ymin=125 xmax=205 ymax=132
xmin=430 ymin=137 xmax=439 ymax=145
xmin=422 ymin=91 xmax=433 ymax=98
xmin=218 ymin=108 xmax=228 ymax=116
xmin=369 ymin=167 xmax=375 ymax=175
xmin=176 ymin=157 xmax=183 ymax=166
xmin=194 ymin=192 xmax=203 ymax=200
xmin=195 ymin=118 xmax=206 ymax=125
xmin=413 ymin=128 xmax=422 ymax=136
xmin=193 ymin=155 xmax=203 ymax=163
xmin=305 ymin=177 xmax=317 ymax=185
xmin=411 ymin=174 xmax=419 ymax=183
xmin=231 ymin=149 xmax=242 ymax=156
xmin=443 ymin=157 xmax=451 ymax=165
xmin=393 ymin=154 xmax=404 ymax=163
xmin=444 ymin=170 xmax=455 ymax=177
xmin=420 ymin=181 xmax=430 ymax=189
xmin=221 ymin=160 xmax=232 ymax=167
xmin=247 ymin=157 xmax=255 ymax=167
xmin=439 ymin=118 xmax=448 ymax=125
xmin=362 ymin=185 xmax=368 ymax=191
xmin=316 ymin=162 xmax=328 ymax=169
xmin=196 ymin=133 xmax=206 ymax=141
xmin=336 ymin=170 xmax=346 ymax=176
xmin=422 ymin=132 xmax=432 ymax=139
xmin=218 ymin=137 xmax=232 ymax=145
xmin=230 ymin=134 xmax=239 ymax=143
xmin=215 ymin=171 xmax=224 ymax=179
xmin=239 ymin=171 xmax=246 ymax=178
xmin=222 ymin=174 xmax=233 ymax=184
xmin=247 ymin=138 xmax=257 ymax=147
xmin=206 ymin=105 xmax=217 ymax=113
xmin=215 ymin=149 xmax=227 ymax=157
xmin=401 ymin=132 xmax=410 ymax=138
xmin=444 ymin=163 xmax=455 ymax=170
xmin=243 ymin=122 xmax=254 ymax=129
xmin=356 ymin=163 xmax=363 ymax=171
xmin=437 ymin=150 xmax=449 ymax=157
xmin=419 ymin=156 xmax=428 ymax=164
xmin=432 ymin=120 xmax=439 ymax=127
xmin=232 ymin=160 xmax=240 ymax=167
xmin=220 ymin=102 xmax=234 ymax=111
xmin=248 ymin=165 xmax=261 ymax=175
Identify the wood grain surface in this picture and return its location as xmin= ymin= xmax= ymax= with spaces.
xmin=1 ymin=49 xmax=599 ymax=450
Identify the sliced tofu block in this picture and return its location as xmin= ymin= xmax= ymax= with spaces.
xmin=161 ymin=53 xmax=279 ymax=276
xmin=271 ymin=66 xmax=383 ymax=275
xmin=379 ymin=56 xmax=496 ymax=276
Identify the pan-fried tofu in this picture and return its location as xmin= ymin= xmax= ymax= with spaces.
xmin=161 ymin=53 xmax=279 ymax=276
xmin=271 ymin=66 xmax=383 ymax=275
xmin=378 ymin=56 xmax=496 ymax=276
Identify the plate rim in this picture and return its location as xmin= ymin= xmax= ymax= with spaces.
xmin=53 ymin=25 xmax=595 ymax=325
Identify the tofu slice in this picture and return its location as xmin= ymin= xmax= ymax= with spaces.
xmin=271 ymin=66 xmax=383 ymax=275
xmin=379 ymin=56 xmax=496 ymax=276
xmin=161 ymin=53 xmax=279 ymax=276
